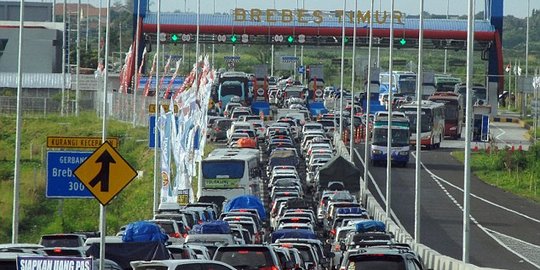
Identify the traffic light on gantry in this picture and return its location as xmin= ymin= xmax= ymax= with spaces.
xmin=399 ymin=38 xmax=406 ymax=46
xmin=287 ymin=35 xmax=294 ymax=44
xmin=170 ymin=34 xmax=179 ymax=43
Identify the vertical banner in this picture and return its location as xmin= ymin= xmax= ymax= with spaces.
xmin=158 ymin=105 xmax=174 ymax=202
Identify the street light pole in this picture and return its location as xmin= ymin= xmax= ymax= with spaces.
xmin=132 ymin=0 xmax=142 ymax=126
xmin=85 ymin=0 xmax=89 ymax=52
xmin=76 ymin=0 xmax=81 ymax=116
xmin=443 ymin=0 xmax=449 ymax=73
xmin=338 ymin=0 xmax=346 ymax=140
xmin=414 ymin=0 xmax=425 ymax=243
xmin=385 ymin=0 xmax=395 ymax=219
xmin=61 ymin=0 xmax=67 ymax=116
xmin=363 ymin=0 xmax=375 ymax=202
xmin=12 ymin=0 xmax=25 ymax=244
xmin=349 ymin=0 xmax=357 ymax=160
xmin=463 ymin=0 xmax=475 ymax=262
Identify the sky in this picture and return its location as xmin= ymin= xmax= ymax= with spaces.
xmin=54 ymin=0 xmax=538 ymax=19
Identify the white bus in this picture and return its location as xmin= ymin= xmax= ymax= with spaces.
xmin=201 ymin=148 xmax=262 ymax=200
xmin=399 ymin=100 xmax=445 ymax=149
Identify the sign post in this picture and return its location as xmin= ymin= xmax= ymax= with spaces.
xmin=481 ymin=114 xmax=490 ymax=142
xmin=74 ymin=141 xmax=137 ymax=205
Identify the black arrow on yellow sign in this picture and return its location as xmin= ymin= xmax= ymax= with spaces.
xmin=88 ymin=150 xmax=115 ymax=192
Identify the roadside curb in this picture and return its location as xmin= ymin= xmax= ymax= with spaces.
xmin=491 ymin=116 xmax=519 ymax=123
xmin=491 ymin=116 xmax=534 ymax=142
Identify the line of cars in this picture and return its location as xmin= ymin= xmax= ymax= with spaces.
xmin=2 ymin=81 xmax=429 ymax=270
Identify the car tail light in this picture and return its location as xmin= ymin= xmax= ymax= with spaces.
xmin=238 ymin=250 xmax=249 ymax=254
xmin=170 ymin=232 xmax=181 ymax=238
xmin=330 ymin=229 xmax=336 ymax=236
xmin=53 ymin=248 xmax=62 ymax=253
xmin=259 ymin=266 xmax=279 ymax=270
xmin=182 ymin=233 xmax=188 ymax=238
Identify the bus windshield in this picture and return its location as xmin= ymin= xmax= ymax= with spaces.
xmin=220 ymin=81 xmax=244 ymax=98
xmin=202 ymin=160 xmax=245 ymax=188
xmin=398 ymin=75 xmax=416 ymax=95
xmin=472 ymin=87 xmax=487 ymax=101
xmin=402 ymin=109 xmax=432 ymax=133
xmin=372 ymin=128 xmax=410 ymax=147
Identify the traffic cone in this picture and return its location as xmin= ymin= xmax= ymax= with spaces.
xmin=473 ymin=143 xmax=479 ymax=152
xmin=518 ymin=144 xmax=523 ymax=151
xmin=511 ymin=145 xmax=515 ymax=152
xmin=354 ymin=127 xmax=359 ymax=144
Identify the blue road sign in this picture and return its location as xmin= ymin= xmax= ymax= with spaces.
xmin=481 ymin=114 xmax=490 ymax=142
xmin=298 ymin=66 xmax=305 ymax=74
xmin=149 ymin=115 xmax=159 ymax=148
xmin=47 ymin=151 xmax=93 ymax=198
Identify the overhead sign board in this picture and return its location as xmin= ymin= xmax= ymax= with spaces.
xmin=47 ymin=136 xmax=119 ymax=149
xmin=46 ymin=151 xmax=93 ymax=198
xmin=74 ymin=141 xmax=137 ymax=205
xmin=224 ymin=56 xmax=241 ymax=63
xmin=281 ymin=56 xmax=299 ymax=63
xmin=138 ymin=76 xmax=185 ymax=90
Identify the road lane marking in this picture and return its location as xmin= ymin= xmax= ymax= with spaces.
xmin=354 ymin=149 xmax=405 ymax=229
xmin=412 ymin=152 xmax=540 ymax=268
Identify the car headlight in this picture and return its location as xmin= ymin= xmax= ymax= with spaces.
xmin=372 ymin=149 xmax=383 ymax=155
xmin=399 ymin=151 xmax=409 ymax=156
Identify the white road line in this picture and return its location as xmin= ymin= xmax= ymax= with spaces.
xmin=412 ymin=152 xmax=540 ymax=269
xmin=493 ymin=124 xmax=510 ymax=147
xmin=354 ymin=149 xmax=405 ymax=229
xmin=415 ymin=152 xmax=540 ymax=224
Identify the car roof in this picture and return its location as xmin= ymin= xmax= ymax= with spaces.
xmin=131 ymin=259 xmax=235 ymax=269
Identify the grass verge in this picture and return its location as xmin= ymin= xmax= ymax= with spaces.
xmin=451 ymin=147 xmax=539 ymax=203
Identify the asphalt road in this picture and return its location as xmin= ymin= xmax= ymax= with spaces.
xmin=353 ymin=123 xmax=540 ymax=269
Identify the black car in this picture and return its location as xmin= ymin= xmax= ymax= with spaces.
xmin=210 ymin=119 xmax=233 ymax=142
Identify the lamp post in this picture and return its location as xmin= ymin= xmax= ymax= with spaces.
xmin=384 ymin=0 xmax=396 ymax=218
xmin=363 ymin=0 xmax=375 ymax=202
xmin=414 ymin=0 xmax=425 ymax=243
xmin=349 ymin=0 xmax=358 ymax=160
xmin=338 ymin=0 xmax=347 ymax=140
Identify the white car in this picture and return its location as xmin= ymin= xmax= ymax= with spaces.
xmin=227 ymin=121 xmax=255 ymax=140
xmin=277 ymin=222 xmax=315 ymax=232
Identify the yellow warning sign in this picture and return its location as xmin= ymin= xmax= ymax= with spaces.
xmin=73 ymin=141 xmax=137 ymax=205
